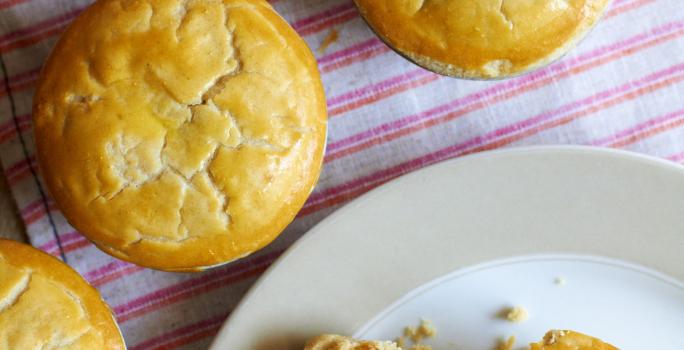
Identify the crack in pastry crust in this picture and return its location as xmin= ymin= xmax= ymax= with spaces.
xmin=33 ymin=0 xmax=327 ymax=270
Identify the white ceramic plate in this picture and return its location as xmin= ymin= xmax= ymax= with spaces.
xmin=211 ymin=146 xmax=684 ymax=350
xmin=355 ymin=255 xmax=684 ymax=349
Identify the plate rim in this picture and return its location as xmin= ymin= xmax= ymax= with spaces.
xmin=353 ymin=253 xmax=684 ymax=338
xmin=210 ymin=145 xmax=684 ymax=349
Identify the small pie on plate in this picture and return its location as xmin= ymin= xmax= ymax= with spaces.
xmin=304 ymin=330 xmax=619 ymax=350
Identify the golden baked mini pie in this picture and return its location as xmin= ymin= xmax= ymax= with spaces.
xmin=305 ymin=334 xmax=401 ymax=350
xmin=353 ymin=0 xmax=612 ymax=79
xmin=531 ymin=330 xmax=619 ymax=350
xmin=0 ymin=239 xmax=124 ymax=349
xmin=33 ymin=0 xmax=327 ymax=271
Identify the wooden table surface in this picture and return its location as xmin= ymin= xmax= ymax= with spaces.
xmin=0 ymin=170 xmax=27 ymax=243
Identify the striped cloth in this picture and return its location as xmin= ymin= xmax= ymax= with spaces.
xmin=1 ymin=0 xmax=684 ymax=348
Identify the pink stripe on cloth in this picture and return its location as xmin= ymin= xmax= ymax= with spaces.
xmin=37 ymin=231 xmax=81 ymax=252
xmin=113 ymin=250 xmax=282 ymax=322
xmin=318 ymin=38 xmax=381 ymax=65
xmin=327 ymin=68 xmax=432 ymax=108
xmin=0 ymin=0 xmax=30 ymax=10
xmin=0 ymin=113 xmax=30 ymax=134
xmin=0 ymin=7 xmax=81 ymax=44
xmin=290 ymin=2 xmax=354 ymax=31
xmin=591 ymin=107 xmax=684 ymax=146
xmin=20 ymin=197 xmax=46 ymax=216
xmin=129 ymin=313 xmax=228 ymax=350
xmin=667 ymin=150 xmax=684 ymax=163
xmin=83 ymin=259 xmax=133 ymax=282
xmin=4 ymin=153 xmax=33 ymax=176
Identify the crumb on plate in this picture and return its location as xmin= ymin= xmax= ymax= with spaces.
xmin=505 ymin=306 xmax=530 ymax=323
xmin=496 ymin=335 xmax=517 ymax=350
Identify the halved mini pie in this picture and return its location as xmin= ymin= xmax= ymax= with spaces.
xmin=305 ymin=330 xmax=618 ymax=350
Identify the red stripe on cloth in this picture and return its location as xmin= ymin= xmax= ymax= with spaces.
xmin=322 ymin=19 xmax=684 ymax=164
xmin=297 ymin=9 xmax=358 ymax=36
xmin=113 ymin=250 xmax=282 ymax=323
xmin=0 ymin=76 xmax=37 ymax=98
xmin=129 ymin=314 xmax=228 ymax=350
xmin=0 ymin=0 xmax=30 ymax=10
xmin=327 ymin=69 xmax=431 ymax=107
xmin=0 ymin=67 xmax=40 ymax=95
xmin=592 ymin=107 xmax=684 ymax=146
xmin=331 ymin=74 xmax=440 ymax=116
xmin=41 ymin=237 xmax=87 ymax=257
xmin=21 ymin=197 xmax=45 ymax=215
xmin=23 ymin=203 xmax=56 ymax=225
xmin=116 ymin=265 xmax=267 ymax=324
xmin=6 ymin=156 xmax=36 ymax=185
xmin=290 ymin=2 xmax=355 ymax=31
xmin=37 ymin=230 xmax=81 ymax=252
xmin=605 ymin=0 xmax=657 ymax=18
xmin=608 ymin=111 xmax=684 ymax=148
xmin=0 ymin=7 xmax=80 ymax=44
xmin=300 ymin=63 xmax=684 ymax=216
xmin=667 ymin=150 xmax=684 ymax=163
xmin=91 ymin=264 xmax=143 ymax=288
xmin=0 ymin=120 xmax=29 ymax=144
xmin=0 ymin=25 xmax=64 ymax=53
xmin=318 ymin=38 xmax=380 ymax=65
xmin=320 ymin=42 xmax=390 ymax=73
xmin=4 ymin=153 xmax=34 ymax=176
xmin=0 ymin=113 xmax=29 ymax=133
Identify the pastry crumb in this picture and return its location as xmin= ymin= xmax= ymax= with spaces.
xmin=554 ymin=277 xmax=567 ymax=286
xmin=505 ymin=306 xmax=530 ymax=323
xmin=404 ymin=326 xmax=418 ymax=341
xmin=404 ymin=319 xmax=436 ymax=343
xmin=396 ymin=336 xmax=406 ymax=349
xmin=317 ymin=28 xmax=339 ymax=54
xmin=496 ymin=335 xmax=517 ymax=350
xmin=399 ymin=319 xmax=437 ymax=349
xmin=418 ymin=319 xmax=437 ymax=338
xmin=408 ymin=345 xmax=432 ymax=350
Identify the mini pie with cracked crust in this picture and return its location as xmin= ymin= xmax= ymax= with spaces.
xmin=0 ymin=239 xmax=125 ymax=349
xmin=33 ymin=0 xmax=327 ymax=271
xmin=353 ymin=0 xmax=612 ymax=78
